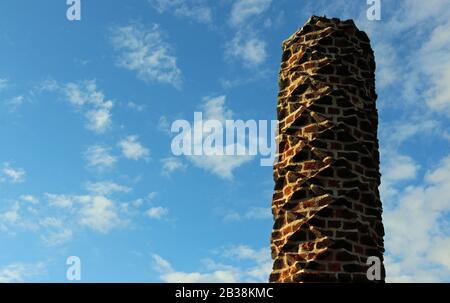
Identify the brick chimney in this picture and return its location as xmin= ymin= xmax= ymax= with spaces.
xmin=270 ymin=16 xmax=385 ymax=282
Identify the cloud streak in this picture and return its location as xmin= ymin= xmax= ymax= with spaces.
xmin=118 ymin=135 xmax=150 ymax=161
xmin=111 ymin=23 xmax=182 ymax=88
xmin=148 ymin=0 xmax=212 ymax=24
xmin=153 ymin=245 xmax=271 ymax=283
xmin=1 ymin=163 xmax=26 ymax=183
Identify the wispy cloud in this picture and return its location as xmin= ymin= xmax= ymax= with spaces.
xmin=78 ymin=195 xmax=122 ymax=233
xmin=382 ymin=151 xmax=419 ymax=183
xmin=1 ymin=162 xmax=26 ymax=183
xmin=19 ymin=195 xmax=39 ymax=205
xmin=63 ymin=80 xmax=114 ymax=134
xmin=4 ymin=95 xmax=25 ymax=111
xmin=40 ymin=80 xmax=115 ymax=133
xmin=226 ymin=30 xmax=267 ymax=67
xmin=383 ymin=153 xmax=450 ymax=282
xmin=380 ymin=150 xmax=420 ymax=201
xmin=84 ymin=145 xmax=117 ymax=172
xmin=148 ymin=0 xmax=212 ymax=24
xmin=111 ymin=23 xmax=182 ymax=88
xmin=419 ymin=21 xmax=450 ymax=116
xmin=229 ymin=0 xmax=272 ymax=27
xmin=185 ymin=95 xmax=254 ymax=180
xmin=45 ymin=193 xmax=75 ymax=209
xmin=118 ymin=135 xmax=150 ymax=161
xmin=44 ymin=193 xmax=124 ymax=234
xmin=0 ymin=78 xmax=8 ymax=91
xmin=244 ymin=207 xmax=271 ymax=220
xmin=380 ymin=118 xmax=440 ymax=149
xmin=126 ymin=101 xmax=146 ymax=112
xmin=225 ymin=0 xmax=272 ymax=67
xmin=85 ymin=181 xmax=131 ymax=196
xmin=0 ymin=262 xmax=46 ymax=283
xmin=145 ymin=206 xmax=169 ymax=219
xmin=161 ymin=157 xmax=186 ymax=176
xmin=153 ymin=245 xmax=271 ymax=282
xmin=7 ymin=186 xmax=155 ymax=246
xmin=38 ymin=217 xmax=73 ymax=246
xmin=0 ymin=202 xmax=20 ymax=229
xmin=157 ymin=116 xmax=171 ymax=134
xmin=224 ymin=207 xmax=271 ymax=222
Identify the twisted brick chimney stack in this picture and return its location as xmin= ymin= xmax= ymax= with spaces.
xmin=270 ymin=16 xmax=385 ymax=282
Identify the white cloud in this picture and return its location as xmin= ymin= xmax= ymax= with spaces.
xmin=147 ymin=192 xmax=158 ymax=201
xmin=158 ymin=116 xmax=171 ymax=134
xmin=382 ymin=151 xmax=419 ymax=183
xmin=419 ymin=21 xmax=450 ymax=116
xmin=5 ymin=95 xmax=25 ymax=111
xmin=0 ymin=78 xmax=8 ymax=91
xmin=386 ymin=0 xmax=450 ymax=31
xmin=360 ymin=1 xmax=450 ymax=115
xmin=38 ymin=217 xmax=73 ymax=246
xmin=0 ymin=262 xmax=45 ymax=283
xmin=153 ymin=245 xmax=271 ymax=283
xmin=222 ymin=245 xmax=270 ymax=267
xmin=185 ymin=95 xmax=254 ymax=180
xmin=202 ymin=95 xmax=233 ymax=122
xmin=223 ymin=211 xmax=242 ymax=222
xmin=20 ymin=195 xmax=39 ymax=204
xmin=149 ymin=0 xmax=212 ymax=24
xmin=45 ymin=193 xmax=74 ymax=209
xmin=224 ymin=207 xmax=272 ymax=222
xmin=226 ymin=30 xmax=267 ymax=67
xmin=153 ymin=254 xmax=238 ymax=283
xmin=153 ymin=254 xmax=173 ymax=272
xmin=383 ymin=153 xmax=450 ymax=282
xmin=111 ymin=23 xmax=182 ymax=88
xmin=118 ymin=135 xmax=150 ymax=161
xmin=0 ymin=202 xmax=20 ymax=226
xmin=126 ymin=101 xmax=145 ymax=112
xmin=428 ymin=238 xmax=450 ymax=271
xmin=78 ymin=195 xmax=122 ymax=233
xmin=1 ymin=163 xmax=26 ymax=183
xmin=380 ymin=149 xmax=421 ymax=232
xmin=161 ymin=157 xmax=186 ymax=176
xmin=3 ymin=188 xmax=132 ymax=245
xmin=373 ymin=42 xmax=399 ymax=88
xmin=0 ymin=202 xmax=39 ymax=233
xmin=41 ymin=228 xmax=73 ymax=247
xmin=146 ymin=207 xmax=169 ymax=219
xmin=225 ymin=0 xmax=272 ymax=68
xmin=85 ymin=181 xmax=131 ymax=196
xmin=126 ymin=198 xmax=144 ymax=209
xmin=229 ymin=0 xmax=272 ymax=27
xmin=381 ymin=119 xmax=440 ymax=148
xmin=188 ymin=147 xmax=253 ymax=181
xmin=45 ymin=194 xmax=122 ymax=233
xmin=84 ymin=145 xmax=117 ymax=171
xmin=63 ymin=80 xmax=114 ymax=133
xmin=244 ymin=207 xmax=271 ymax=220
xmin=188 ymin=149 xmax=253 ymax=180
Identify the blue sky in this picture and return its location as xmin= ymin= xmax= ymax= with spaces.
xmin=0 ymin=0 xmax=449 ymax=282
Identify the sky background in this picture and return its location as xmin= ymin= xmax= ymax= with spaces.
xmin=0 ymin=0 xmax=449 ymax=282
